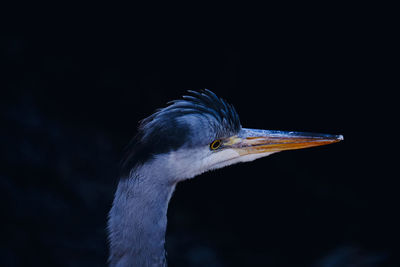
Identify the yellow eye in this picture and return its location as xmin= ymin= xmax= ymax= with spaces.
xmin=210 ymin=139 xmax=222 ymax=150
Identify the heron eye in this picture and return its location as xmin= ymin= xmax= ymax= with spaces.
xmin=210 ymin=139 xmax=222 ymax=150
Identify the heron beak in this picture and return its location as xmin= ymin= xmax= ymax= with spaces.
xmin=227 ymin=128 xmax=343 ymax=155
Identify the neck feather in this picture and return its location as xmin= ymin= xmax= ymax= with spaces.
xmin=108 ymin=166 xmax=176 ymax=267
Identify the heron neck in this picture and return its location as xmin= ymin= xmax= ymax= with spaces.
xmin=108 ymin=168 xmax=176 ymax=267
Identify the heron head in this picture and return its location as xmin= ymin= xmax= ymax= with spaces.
xmin=121 ymin=90 xmax=342 ymax=182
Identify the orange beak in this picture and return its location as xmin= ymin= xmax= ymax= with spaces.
xmin=226 ymin=128 xmax=343 ymax=155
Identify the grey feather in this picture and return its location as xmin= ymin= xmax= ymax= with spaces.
xmin=120 ymin=89 xmax=241 ymax=177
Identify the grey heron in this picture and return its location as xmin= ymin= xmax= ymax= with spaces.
xmin=107 ymin=90 xmax=343 ymax=267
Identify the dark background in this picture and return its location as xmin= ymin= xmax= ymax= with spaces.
xmin=1 ymin=7 xmax=397 ymax=267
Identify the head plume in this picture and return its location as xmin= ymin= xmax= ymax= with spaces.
xmin=120 ymin=89 xmax=241 ymax=177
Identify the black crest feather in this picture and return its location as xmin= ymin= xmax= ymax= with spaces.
xmin=120 ymin=89 xmax=241 ymax=177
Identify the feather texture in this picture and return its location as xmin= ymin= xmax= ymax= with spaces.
xmin=120 ymin=90 xmax=241 ymax=177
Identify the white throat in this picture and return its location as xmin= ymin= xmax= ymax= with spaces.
xmin=108 ymin=146 xmax=274 ymax=267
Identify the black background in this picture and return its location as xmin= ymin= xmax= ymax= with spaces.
xmin=1 ymin=6 xmax=397 ymax=267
